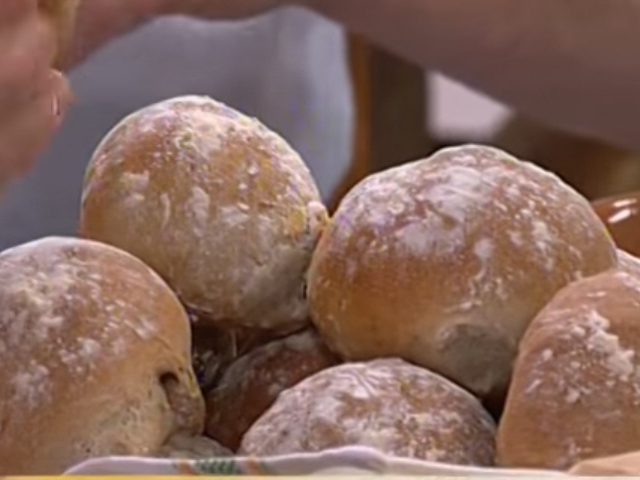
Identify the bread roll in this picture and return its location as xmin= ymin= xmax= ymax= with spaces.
xmin=239 ymin=358 xmax=496 ymax=466
xmin=618 ymin=249 xmax=640 ymax=278
xmin=206 ymin=328 xmax=339 ymax=451
xmin=79 ymin=96 xmax=328 ymax=333
xmin=308 ymin=144 xmax=617 ymax=401
xmin=497 ymin=270 xmax=640 ymax=469
xmin=0 ymin=237 xmax=204 ymax=475
xmin=192 ymin=324 xmax=278 ymax=392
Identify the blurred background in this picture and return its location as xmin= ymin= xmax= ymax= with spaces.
xmin=430 ymin=73 xmax=510 ymax=144
xmin=0 ymin=8 xmax=636 ymax=249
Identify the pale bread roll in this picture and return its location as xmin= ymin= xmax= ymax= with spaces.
xmin=0 ymin=236 xmax=204 ymax=474
xmin=79 ymin=96 xmax=328 ymax=334
xmin=239 ymin=358 xmax=496 ymax=466
xmin=308 ymin=145 xmax=617 ymax=401
xmin=206 ymin=328 xmax=339 ymax=451
xmin=497 ymin=270 xmax=640 ymax=469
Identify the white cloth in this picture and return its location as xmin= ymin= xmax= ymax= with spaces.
xmin=0 ymin=7 xmax=352 ymax=248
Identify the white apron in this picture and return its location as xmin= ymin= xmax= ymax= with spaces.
xmin=0 ymin=8 xmax=353 ymax=248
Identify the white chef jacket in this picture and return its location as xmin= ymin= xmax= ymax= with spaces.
xmin=0 ymin=7 xmax=353 ymax=249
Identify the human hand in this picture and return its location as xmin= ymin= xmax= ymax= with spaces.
xmin=60 ymin=0 xmax=169 ymax=68
xmin=0 ymin=0 xmax=73 ymax=187
xmin=60 ymin=0 xmax=310 ymax=69
xmin=38 ymin=0 xmax=81 ymax=67
xmin=158 ymin=0 xmax=292 ymax=20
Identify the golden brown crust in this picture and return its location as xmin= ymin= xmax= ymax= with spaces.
xmin=80 ymin=96 xmax=328 ymax=333
xmin=497 ymin=270 xmax=640 ymax=470
xmin=308 ymin=145 xmax=617 ymax=401
xmin=205 ymin=328 xmax=339 ymax=451
xmin=0 ymin=236 xmax=204 ymax=475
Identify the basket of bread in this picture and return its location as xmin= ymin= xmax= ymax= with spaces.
xmin=3 ymin=94 xmax=640 ymax=476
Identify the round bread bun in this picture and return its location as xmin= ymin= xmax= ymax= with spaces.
xmin=206 ymin=328 xmax=339 ymax=451
xmin=192 ymin=324 xmax=279 ymax=392
xmin=239 ymin=358 xmax=496 ymax=466
xmin=308 ymin=144 xmax=617 ymax=401
xmin=0 ymin=236 xmax=204 ymax=475
xmin=79 ymin=95 xmax=328 ymax=333
xmin=497 ymin=270 xmax=640 ymax=470
xmin=618 ymin=249 xmax=640 ymax=278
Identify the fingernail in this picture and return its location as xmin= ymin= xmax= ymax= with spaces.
xmin=50 ymin=70 xmax=75 ymax=123
xmin=52 ymin=95 xmax=61 ymax=116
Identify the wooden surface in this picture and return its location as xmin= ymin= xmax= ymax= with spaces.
xmin=492 ymin=117 xmax=640 ymax=200
xmin=332 ymin=36 xmax=640 ymax=210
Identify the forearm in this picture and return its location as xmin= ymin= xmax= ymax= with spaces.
xmin=61 ymin=0 xmax=166 ymax=69
xmin=306 ymin=0 xmax=640 ymax=151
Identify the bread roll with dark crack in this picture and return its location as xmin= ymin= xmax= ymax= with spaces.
xmin=206 ymin=328 xmax=339 ymax=451
xmin=0 ymin=236 xmax=204 ymax=474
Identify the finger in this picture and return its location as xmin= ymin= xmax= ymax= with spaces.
xmin=0 ymin=0 xmax=37 ymax=27
xmin=0 ymin=70 xmax=72 ymax=181
xmin=0 ymin=13 xmax=57 ymax=113
xmin=38 ymin=0 xmax=82 ymax=67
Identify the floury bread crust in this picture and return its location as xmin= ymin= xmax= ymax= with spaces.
xmin=617 ymin=249 xmax=640 ymax=278
xmin=308 ymin=145 xmax=618 ymax=402
xmin=0 ymin=237 xmax=204 ymax=475
xmin=239 ymin=358 xmax=496 ymax=466
xmin=79 ymin=95 xmax=328 ymax=334
xmin=498 ymin=270 xmax=640 ymax=469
